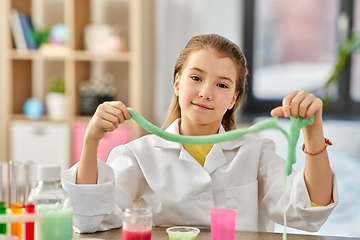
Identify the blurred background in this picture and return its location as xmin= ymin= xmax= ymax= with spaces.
xmin=0 ymin=0 xmax=359 ymax=238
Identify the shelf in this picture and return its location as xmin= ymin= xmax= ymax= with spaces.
xmin=1 ymin=0 xmax=155 ymax=163
xmin=10 ymin=114 xmax=66 ymax=122
xmin=10 ymin=49 xmax=67 ymax=60
xmin=11 ymin=114 xmax=90 ymax=124
xmin=11 ymin=114 xmax=92 ymax=123
xmin=73 ymin=51 xmax=131 ymax=62
xmin=10 ymin=49 xmax=131 ymax=62
xmin=10 ymin=114 xmax=134 ymax=128
xmin=71 ymin=115 xmax=92 ymax=122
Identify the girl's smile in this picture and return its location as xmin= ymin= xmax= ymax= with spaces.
xmin=192 ymin=102 xmax=213 ymax=110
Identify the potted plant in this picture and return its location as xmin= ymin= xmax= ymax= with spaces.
xmin=323 ymin=31 xmax=360 ymax=110
xmin=46 ymin=76 xmax=66 ymax=120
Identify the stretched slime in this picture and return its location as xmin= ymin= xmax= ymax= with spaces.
xmin=124 ymin=108 xmax=314 ymax=240
xmin=126 ymin=108 xmax=313 ymax=176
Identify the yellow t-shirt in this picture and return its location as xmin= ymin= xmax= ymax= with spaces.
xmin=183 ymin=144 xmax=213 ymax=166
xmin=311 ymin=202 xmax=322 ymax=207
xmin=311 ymin=199 xmax=334 ymax=207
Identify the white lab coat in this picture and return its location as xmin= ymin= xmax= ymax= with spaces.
xmin=62 ymin=119 xmax=338 ymax=233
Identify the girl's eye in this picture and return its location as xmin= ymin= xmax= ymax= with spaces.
xmin=191 ymin=76 xmax=201 ymax=81
xmin=217 ymin=83 xmax=228 ymax=89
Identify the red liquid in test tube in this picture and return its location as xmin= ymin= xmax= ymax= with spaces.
xmin=25 ymin=203 xmax=35 ymax=240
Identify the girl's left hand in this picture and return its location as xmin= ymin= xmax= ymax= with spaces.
xmin=270 ymin=90 xmax=323 ymax=128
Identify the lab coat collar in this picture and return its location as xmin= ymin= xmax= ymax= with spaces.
xmin=154 ymin=119 xmax=183 ymax=149
xmin=154 ymin=119 xmax=246 ymax=174
xmin=217 ymin=124 xmax=246 ymax=150
xmin=154 ymin=119 xmax=246 ymax=151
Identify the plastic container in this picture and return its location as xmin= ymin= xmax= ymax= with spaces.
xmin=166 ymin=226 xmax=200 ymax=240
xmin=28 ymin=164 xmax=73 ymax=240
xmin=122 ymin=207 xmax=152 ymax=240
xmin=210 ymin=208 xmax=237 ymax=240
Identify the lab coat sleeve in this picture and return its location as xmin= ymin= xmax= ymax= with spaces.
xmin=258 ymin=139 xmax=338 ymax=232
xmin=288 ymin=169 xmax=338 ymax=231
xmin=106 ymin=145 xmax=148 ymax=206
xmin=61 ymin=159 xmax=132 ymax=233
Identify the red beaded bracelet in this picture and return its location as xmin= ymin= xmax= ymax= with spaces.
xmin=302 ymin=138 xmax=332 ymax=155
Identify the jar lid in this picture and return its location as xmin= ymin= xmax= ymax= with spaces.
xmin=38 ymin=164 xmax=61 ymax=182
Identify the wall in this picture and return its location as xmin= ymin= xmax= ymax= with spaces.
xmin=154 ymin=0 xmax=244 ymax=126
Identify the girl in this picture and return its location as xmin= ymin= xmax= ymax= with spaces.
xmin=62 ymin=34 xmax=338 ymax=233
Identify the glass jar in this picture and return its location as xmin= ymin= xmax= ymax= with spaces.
xmin=122 ymin=207 xmax=152 ymax=240
xmin=28 ymin=164 xmax=73 ymax=240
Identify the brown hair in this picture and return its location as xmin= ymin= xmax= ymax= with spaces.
xmin=163 ymin=34 xmax=248 ymax=131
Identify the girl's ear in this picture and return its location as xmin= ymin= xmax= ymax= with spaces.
xmin=228 ymin=91 xmax=239 ymax=110
xmin=174 ymin=74 xmax=180 ymax=96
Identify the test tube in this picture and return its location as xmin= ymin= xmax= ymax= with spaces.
xmin=0 ymin=201 xmax=6 ymax=235
xmin=0 ymin=162 xmax=6 ymax=235
xmin=24 ymin=161 xmax=37 ymax=205
xmin=0 ymin=162 xmax=3 ymax=202
xmin=0 ymin=161 xmax=9 ymax=206
xmin=25 ymin=203 xmax=35 ymax=240
xmin=9 ymin=161 xmax=22 ymax=240
xmin=24 ymin=161 xmax=36 ymax=240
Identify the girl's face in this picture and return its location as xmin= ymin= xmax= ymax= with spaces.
xmin=174 ymin=49 xmax=238 ymax=132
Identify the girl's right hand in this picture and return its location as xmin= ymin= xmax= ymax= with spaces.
xmin=84 ymin=101 xmax=131 ymax=142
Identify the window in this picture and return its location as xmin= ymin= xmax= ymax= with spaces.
xmin=350 ymin=1 xmax=360 ymax=102
xmin=253 ymin=0 xmax=338 ymax=100
xmin=243 ymin=0 xmax=360 ymax=118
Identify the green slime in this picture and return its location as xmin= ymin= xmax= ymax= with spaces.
xmin=127 ymin=108 xmax=313 ymax=176
xmin=168 ymin=232 xmax=198 ymax=240
xmin=126 ymin=108 xmax=315 ymax=240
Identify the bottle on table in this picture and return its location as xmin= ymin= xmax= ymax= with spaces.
xmin=28 ymin=164 xmax=73 ymax=240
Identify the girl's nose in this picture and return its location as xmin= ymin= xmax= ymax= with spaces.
xmin=198 ymin=85 xmax=212 ymax=100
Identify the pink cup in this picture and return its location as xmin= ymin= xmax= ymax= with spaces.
xmin=210 ymin=208 xmax=237 ymax=240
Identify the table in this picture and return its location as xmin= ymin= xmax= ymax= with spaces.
xmin=72 ymin=227 xmax=360 ymax=240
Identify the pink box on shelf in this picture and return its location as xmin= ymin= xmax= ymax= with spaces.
xmin=72 ymin=122 xmax=131 ymax=165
